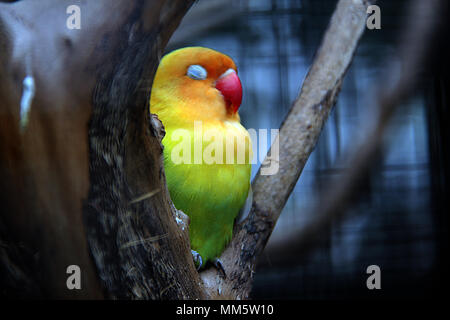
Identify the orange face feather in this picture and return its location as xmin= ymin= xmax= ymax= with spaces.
xmin=150 ymin=47 xmax=243 ymax=127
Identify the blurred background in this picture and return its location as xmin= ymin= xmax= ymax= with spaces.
xmin=168 ymin=0 xmax=449 ymax=299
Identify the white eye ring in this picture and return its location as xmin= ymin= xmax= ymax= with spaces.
xmin=187 ymin=65 xmax=207 ymax=80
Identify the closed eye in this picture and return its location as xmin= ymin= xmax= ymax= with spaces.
xmin=187 ymin=65 xmax=207 ymax=80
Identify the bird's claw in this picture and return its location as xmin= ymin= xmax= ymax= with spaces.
xmin=191 ymin=250 xmax=203 ymax=270
xmin=213 ymin=257 xmax=226 ymax=279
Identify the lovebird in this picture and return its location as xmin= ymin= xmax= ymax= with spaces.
xmin=150 ymin=47 xmax=252 ymax=269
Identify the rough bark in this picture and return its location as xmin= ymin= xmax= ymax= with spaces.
xmin=0 ymin=0 xmax=203 ymax=299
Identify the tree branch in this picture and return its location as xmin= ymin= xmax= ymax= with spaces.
xmin=261 ymin=0 xmax=447 ymax=268
xmin=200 ymin=0 xmax=373 ymax=299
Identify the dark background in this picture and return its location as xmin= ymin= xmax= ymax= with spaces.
xmin=169 ymin=0 xmax=449 ymax=299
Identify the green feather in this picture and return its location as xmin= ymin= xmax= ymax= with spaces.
xmin=163 ymin=128 xmax=251 ymax=265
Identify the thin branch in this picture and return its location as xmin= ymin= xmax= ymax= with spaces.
xmin=261 ymin=0 xmax=447 ymax=267
xmin=200 ymin=0 xmax=374 ymax=299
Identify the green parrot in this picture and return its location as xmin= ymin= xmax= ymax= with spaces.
xmin=150 ymin=47 xmax=252 ymax=269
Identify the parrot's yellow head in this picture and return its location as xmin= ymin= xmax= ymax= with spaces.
xmin=150 ymin=47 xmax=243 ymax=126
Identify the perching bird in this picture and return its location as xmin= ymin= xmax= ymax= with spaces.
xmin=150 ymin=47 xmax=252 ymax=270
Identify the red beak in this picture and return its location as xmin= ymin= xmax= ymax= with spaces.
xmin=215 ymin=69 xmax=242 ymax=114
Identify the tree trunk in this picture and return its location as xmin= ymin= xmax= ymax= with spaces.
xmin=0 ymin=0 xmax=202 ymax=299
